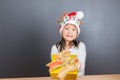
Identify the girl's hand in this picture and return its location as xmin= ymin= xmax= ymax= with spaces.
xmin=74 ymin=59 xmax=81 ymax=71
xmin=78 ymin=63 xmax=81 ymax=71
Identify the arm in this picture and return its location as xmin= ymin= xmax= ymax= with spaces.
xmin=78 ymin=42 xmax=87 ymax=75
xmin=50 ymin=45 xmax=58 ymax=59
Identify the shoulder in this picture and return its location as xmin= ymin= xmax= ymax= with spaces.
xmin=78 ymin=41 xmax=86 ymax=48
xmin=51 ymin=44 xmax=58 ymax=54
xmin=51 ymin=44 xmax=57 ymax=50
xmin=78 ymin=41 xmax=87 ymax=56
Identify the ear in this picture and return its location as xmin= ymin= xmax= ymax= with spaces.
xmin=58 ymin=12 xmax=68 ymax=23
xmin=78 ymin=20 xmax=83 ymax=26
xmin=80 ymin=20 xmax=83 ymax=25
xmin=63 ymin=12 xmax=67 ymax=17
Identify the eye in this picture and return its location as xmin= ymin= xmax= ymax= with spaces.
xmin=72 ymin=28 xmax=76 ymax=31
xmin=64 ymin=16 xmax=69 ymax=21
xmin=65 ymin=27 xmax=68 ymax=30
xmin=73 ymin=16 xmax=76 ymax=20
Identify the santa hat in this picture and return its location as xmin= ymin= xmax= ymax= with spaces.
xmin=58 ymin=11 xmax=84 ymax=36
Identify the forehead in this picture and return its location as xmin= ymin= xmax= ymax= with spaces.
xmin=64 ymin=24 xmax=76 ymax=28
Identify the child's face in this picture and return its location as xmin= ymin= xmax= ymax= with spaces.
xmin=62 ymin=24 xmax=78 ymax=42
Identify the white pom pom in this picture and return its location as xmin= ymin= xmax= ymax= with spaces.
xmin=76 ymin=11 xmax=84 ymax=20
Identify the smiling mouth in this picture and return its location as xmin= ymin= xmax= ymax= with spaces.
xmin=66 ymin=35 xmax=73 ymax=37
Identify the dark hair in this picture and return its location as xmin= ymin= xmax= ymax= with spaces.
xmin=56 ymin=37 xmax=80 ymax=52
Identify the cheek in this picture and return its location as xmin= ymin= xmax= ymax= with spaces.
xmin=74 ymin=31 xmax=78 ymax=36
xmin=62 ymin=30 xmax=67 ymax=35
xmin=62 ymin=30 xmax=65 ymax=35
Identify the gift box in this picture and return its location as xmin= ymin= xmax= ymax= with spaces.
xmin=49 ymin=54 xmax=78 ymax=80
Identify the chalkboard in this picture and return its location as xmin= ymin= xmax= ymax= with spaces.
xmin=0 ymin=0 xmax=120 ymax=78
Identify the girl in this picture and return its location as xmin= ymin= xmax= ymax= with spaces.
xmin=51 ymin=11 xmax=86 ymax=76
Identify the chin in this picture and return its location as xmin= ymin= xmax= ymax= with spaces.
xmin=65 ymin=38 xmax=75 ymax=41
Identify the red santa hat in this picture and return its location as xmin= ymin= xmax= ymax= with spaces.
xmin=58 ymin=11 xmax=84 ymax=36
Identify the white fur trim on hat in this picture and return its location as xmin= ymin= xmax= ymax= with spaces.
xmin=59 ymin=11 xmax=84 ymax=37
xmin=59 ymin=20 xmax=80 ymax=37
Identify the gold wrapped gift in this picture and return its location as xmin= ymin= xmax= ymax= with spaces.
xmin=46 ymin=50 xmax=79 ymax=80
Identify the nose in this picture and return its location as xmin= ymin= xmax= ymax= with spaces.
xmin=68 ymin=29 xmax=72 ymax=34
